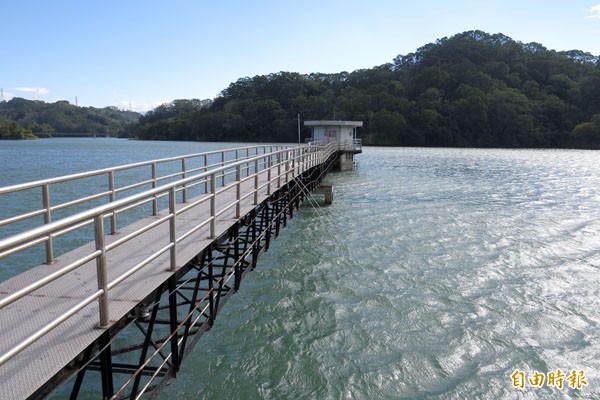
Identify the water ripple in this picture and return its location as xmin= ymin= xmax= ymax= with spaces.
xmin=161 ymin=147 xmax=600 ymax=399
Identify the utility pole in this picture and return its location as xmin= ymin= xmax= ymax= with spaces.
xmin=75 ymin=96 xmax=78 ymax=106
xmin=297 ymin=113 xmax=301 ymax=144
xmin=1 ymin=88 xmax=4 ymax=102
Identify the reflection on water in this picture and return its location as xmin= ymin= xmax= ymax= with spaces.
xmin=163 ymin=146 xmax=600 ymax=400
xmin=2 ymin=140 xmax=599 ymax=399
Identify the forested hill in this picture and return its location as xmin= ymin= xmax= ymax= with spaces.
xmin=0 ymin=98 xmax=139 ymax=139
xmin=135 ymin=30 xmax=600 ymax=149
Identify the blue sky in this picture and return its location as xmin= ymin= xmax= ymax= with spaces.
xmin=2 ymin=0 xmax=600 ymax=112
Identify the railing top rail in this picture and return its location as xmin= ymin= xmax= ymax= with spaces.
xmin=0 ymin=143 xmax=322 ymax=253
xmin=0 ymin=143 xmax=296 ymax=195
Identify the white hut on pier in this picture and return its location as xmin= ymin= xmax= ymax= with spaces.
xmin=304 ymin=120 xmax=362 ymax=171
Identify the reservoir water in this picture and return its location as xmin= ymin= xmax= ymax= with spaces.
xmin=1 ymin=139 xmax=599 ymax=399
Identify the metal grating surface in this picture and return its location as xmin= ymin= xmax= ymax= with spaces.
xmin=0 ymin=167 xmax=295 ymax=399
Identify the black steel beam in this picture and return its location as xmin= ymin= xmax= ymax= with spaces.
xmin=41 ymin=158 xmax=338 ymax=400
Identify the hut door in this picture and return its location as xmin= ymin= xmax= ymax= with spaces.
xmin=325 ymin=129 xmax=337 ymax=143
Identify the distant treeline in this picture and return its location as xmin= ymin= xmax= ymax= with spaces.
xmin=0 ymin=98 xmax=139 ymax=139
xmin=132 ymin=30 xmax=600 ymax=149
xmin=4 ymin=31 xmax=600 ymax=148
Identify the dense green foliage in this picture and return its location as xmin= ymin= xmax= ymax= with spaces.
xmin=135 ymin=99 xmax=213 ymax=140
xmin=135 ymin=31 xmax=600 ymax=148
xmin=0 ymin=98 xmax=139 ymax=138
xmin=0 ymin=115 xmax=39 ymax=139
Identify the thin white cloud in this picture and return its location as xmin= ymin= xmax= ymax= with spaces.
xmin=14 ymin=87 xmax=50 ymax=95
xmin=586 ymin=4 xmax=600 ymax=18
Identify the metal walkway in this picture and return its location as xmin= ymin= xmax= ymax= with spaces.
xmin=0 ymin=142 xmax=344 ymax=399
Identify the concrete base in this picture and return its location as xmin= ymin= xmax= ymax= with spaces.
xmin=338 ymin=153 xmax=354 ymax=171
xmin=314 ymin=183 xmax=334 ymax=205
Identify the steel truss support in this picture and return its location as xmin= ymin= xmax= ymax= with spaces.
xmin=37 ymin=156 xmax=337 ymax=400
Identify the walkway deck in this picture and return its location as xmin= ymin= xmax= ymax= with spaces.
xmin=0 ymin=143 xmax=336 ymax=399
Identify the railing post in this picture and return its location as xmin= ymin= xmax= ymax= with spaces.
xmin=236 ymin=164 xmax=241 ymax=218
xmin=169 ymin=187 xmax=177 ymax=271
xmin=294 ymin=148 xmax=297 ymax=175
xmin=108 ymin=171 xmax=117 ymax=234
xmin=283 ymin=151 xmax=288 ymax=183
xmin=286 ymin=150 xmax=291 ymax=181
xmin=151 ymin=163 xmax=158 ymax=216
xmin=254 ymin=159 xmax=259 ymax=205
xmin=267 ymin=154 xmax=272 ymax=196
xmin=210 ymin=173 xmax=216 ymax=238
xmin=181 ymin=158 xmax=188 ymax=203
xmin=291 ymin=148 xmax=296 ymax=178
xmin=221 ymin=152 xmax=225 ymax=187
xmin=204 ymin=154 xmax=209 ymax=193
xmin=94 ymin=215 xmax=109 ymax=328
xmin=42 ymin=184 xmax=53 ymax=264
xmin=277 ymin=153 xmax=282 ymax=188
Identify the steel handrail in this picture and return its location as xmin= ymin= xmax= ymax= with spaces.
xmin=0 ymin=143 xmax=328 ymax=304
xmin=0 ymin=147 xmax=299 ymax=255
xmin=0 ymin=144 xmax=294 ymax=264
xmin=0 ymin=142 xmax=334 ymax=366
xmin=0 ymin=144 xmax=282 ymax=195
xmin=0 ymin=144 xmax=283 ymax=225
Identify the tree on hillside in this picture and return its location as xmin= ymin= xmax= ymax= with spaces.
xmin=132 ymin=30 xmax=600 ymax=148
xmin=0 ymin=116 xmax=37 ymax=139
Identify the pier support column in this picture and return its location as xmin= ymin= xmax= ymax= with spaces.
xmin=315 ymin=183 xmax=334 ymax=205
xmin=338 ymin=152 xmax=354 ymax=171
